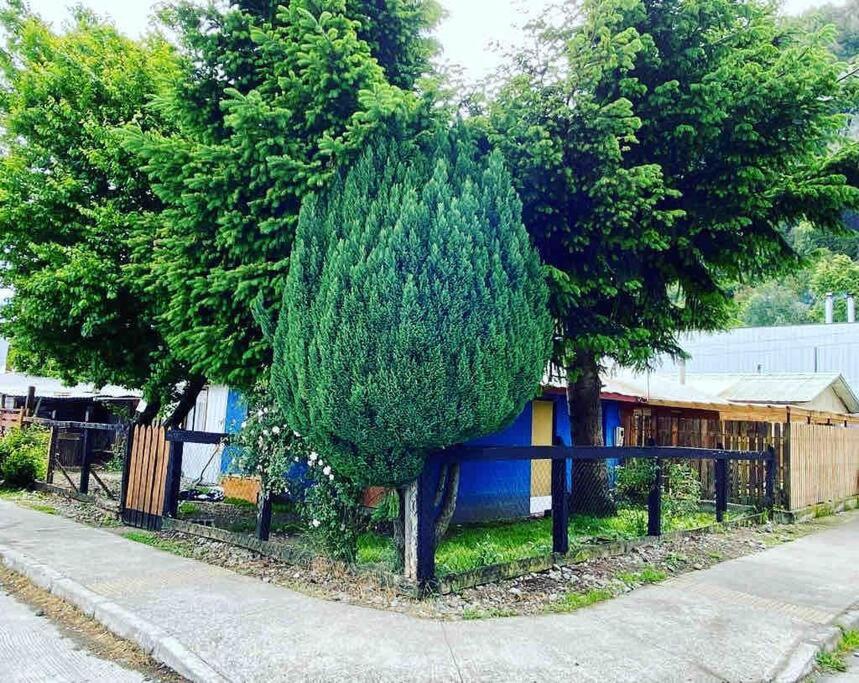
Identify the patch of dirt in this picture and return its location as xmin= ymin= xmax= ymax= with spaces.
xmin=0 ymin=566 xmax=186 ymax=682
xmin=8 ymin=489 xmax=848 ymax=621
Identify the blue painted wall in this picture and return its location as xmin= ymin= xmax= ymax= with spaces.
xmin=450 ymin=403 xmax=533 ymax=524
xmin=602 ymin=400 xmax=622 ymax=486
xmin=220 ymin=388 xmax=248 ymax=474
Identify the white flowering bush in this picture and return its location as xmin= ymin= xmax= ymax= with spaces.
xmin=297 ymin=448 xmax=364 ymax=563
xmin=233 ymin=381 xmax=365 ymax=562
xmin=232 ymin=386 xmax=307 ymax=498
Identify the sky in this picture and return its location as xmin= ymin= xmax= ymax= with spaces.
xmin=31 ymin=0 xmax=849 ymax=83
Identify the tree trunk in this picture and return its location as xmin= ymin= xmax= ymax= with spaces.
xmin=163 ymin=375 xmax=206 ymax=429
xmin=433 ymin=463 xmax=460 ymax=546
xmin=135 ymin=397 xmax=161 ymax=426
xmin=567 ymin=352 xmax=616 ymax=515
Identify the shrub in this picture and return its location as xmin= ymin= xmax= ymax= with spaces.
xmin=233 ymin=385 xmax=365 ymax=562
xmin=614 ymin=458 xmax=703 ymax=518
xmin=273 ymin=131 xmax=552 ymax=487
xmin=0 ymin=427 xmax=49 ymax=488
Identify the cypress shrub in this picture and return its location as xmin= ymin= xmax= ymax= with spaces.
xmin=272 ymin=134 xmax=552 ymax=487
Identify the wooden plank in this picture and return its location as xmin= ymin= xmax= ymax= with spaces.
xmin=150 ymin=427 xmax=169 ymax=517
xmin=165 ymin=429 xmax=227 ymax=444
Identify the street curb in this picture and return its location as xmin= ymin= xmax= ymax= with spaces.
xmin=0 ymin=543 xmax=230 ymax=683
xmin=772 ymin=605 xmax=859 ymax=682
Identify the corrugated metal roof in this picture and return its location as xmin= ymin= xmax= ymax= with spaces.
xmin=682 ymin=372 xmax=834 ymax=402
xmin=0 ymin=372 xmax=140 ymax=400
xmin=601 ymin=369 xmax=731 ymax=405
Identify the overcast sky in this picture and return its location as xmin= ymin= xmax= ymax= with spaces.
xmin=31 ymin=0 xmax=848 ymax=83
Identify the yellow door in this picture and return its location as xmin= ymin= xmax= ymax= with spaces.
xmin=531 ymin=400 xmax=554 ymax=497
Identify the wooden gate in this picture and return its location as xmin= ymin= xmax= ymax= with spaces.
xmin=121 ymin=424 xmax=170 ymax=530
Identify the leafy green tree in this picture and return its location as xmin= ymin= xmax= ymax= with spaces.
xmin=128 ymin=0 xmax=440 ymax=390
xmin=490 ymin=0 xmax=859 ymax=512
xmin=0 ymin=3 xmax=192 ymax=421
xmin=272 ymin=133 xmax=552 ymax=490
xmin=809 ymin=251 xmax=859 ymax=321
xmin=800 ymin=0 xmax=859 ymax=62
xmin=733 ymin=280 xmax=814 ymax=328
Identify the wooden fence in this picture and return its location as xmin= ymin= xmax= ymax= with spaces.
xmin=789 ymin=423 xmax=859 ymax=510
xmin=121 ymin=424 xmax=170 ymax=530
xmin=0 ymin=407 xmax=24 ymax=435
xmin=624 ymin=413 xmax=857 ymax=511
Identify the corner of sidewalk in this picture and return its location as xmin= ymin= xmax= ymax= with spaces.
xmin=0 ymin=543 xmax=231 ymax=683
xmin=772 ymin=607 xmax=859 ymax=683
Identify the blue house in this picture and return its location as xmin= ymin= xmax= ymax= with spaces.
xmin=451 ymin=392 xmax=623 ymax=523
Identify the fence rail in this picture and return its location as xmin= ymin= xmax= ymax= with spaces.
xmin=407 ymin=444 xmax=776 ymax=587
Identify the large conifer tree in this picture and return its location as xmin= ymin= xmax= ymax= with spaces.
xmin=273 ymin=133 xmax=552 ymax=488
xmin=129 ymin=0 xmax=441 ymax=390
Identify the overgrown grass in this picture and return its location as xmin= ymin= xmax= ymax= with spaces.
xmin=817 ymin=628 xmax=859 ymax=673
xmin=545 ymin=588 xmax=614 ymax=613
xmin=122 ymin=531 xmax=191 ymax=557
xmin=356 ymin=507 xmax=725 ymax=575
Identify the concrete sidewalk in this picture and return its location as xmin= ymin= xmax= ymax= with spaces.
xmin=0 ymin=501 xmax=857 ymax=683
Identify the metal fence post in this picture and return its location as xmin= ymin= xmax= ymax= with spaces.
xmin=715 ymin=457 xmax=728 ymax=523
xmin=647 ymin=457 xmax=662 ymax=536
xmin=551 ymin=457 xmax=569 ymax=553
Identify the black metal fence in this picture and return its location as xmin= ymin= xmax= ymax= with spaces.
xmin=408 ymin=445 xmax=775 ymax=587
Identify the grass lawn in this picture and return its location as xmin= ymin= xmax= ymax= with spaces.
xmin=357 ymin=507 xmax=726 ymax=575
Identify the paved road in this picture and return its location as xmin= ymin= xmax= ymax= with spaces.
xmin=0 ymin=585 xmax=145 ymax=682
xmin=0 ymin=500 xmax=858 ymax=682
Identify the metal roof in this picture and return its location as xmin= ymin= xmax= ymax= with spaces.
xmin=0 ymin=372 xmax=140 ymax=400
xmin=675 ymin=372 xmax=859 ymax=412
xmin=601 ymin=369 xmax=731 ymax=405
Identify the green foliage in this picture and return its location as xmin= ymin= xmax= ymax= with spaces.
xmin=732 ymin=279 xmax=814 ymax=328
xmin=810 ymin=252 xmax=859 ymax=316
xmin=0 ymin=3 xmax=187 ymax=404
xmin=615 ymin=459 xmax=703 ymax=518
xmin=799 ymin=0 xmax=859 ymax=62
xmin=233 ymin=383 xmax=364 ymax=561
xmin=274 ymin=132 xmax=552 ymax=487
xmin=128 ymin=0 xmax=438 ymax=389
xmin=299 ymin=459 xmax=365 ymax=563
xmin=369 ymin=490 xmax=400 ymax=524
xmin=617 ymin=567 xmax=667 ymax=585
xmin=0 ymin=427 xmax=49 ymax=488
xmin=122 ymin=531 xmax=192 ymax=557
xmin=490 ymin=0 xmax=858 ymax=371
xmin=232 ymin=380 xmax=306 ymax=496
